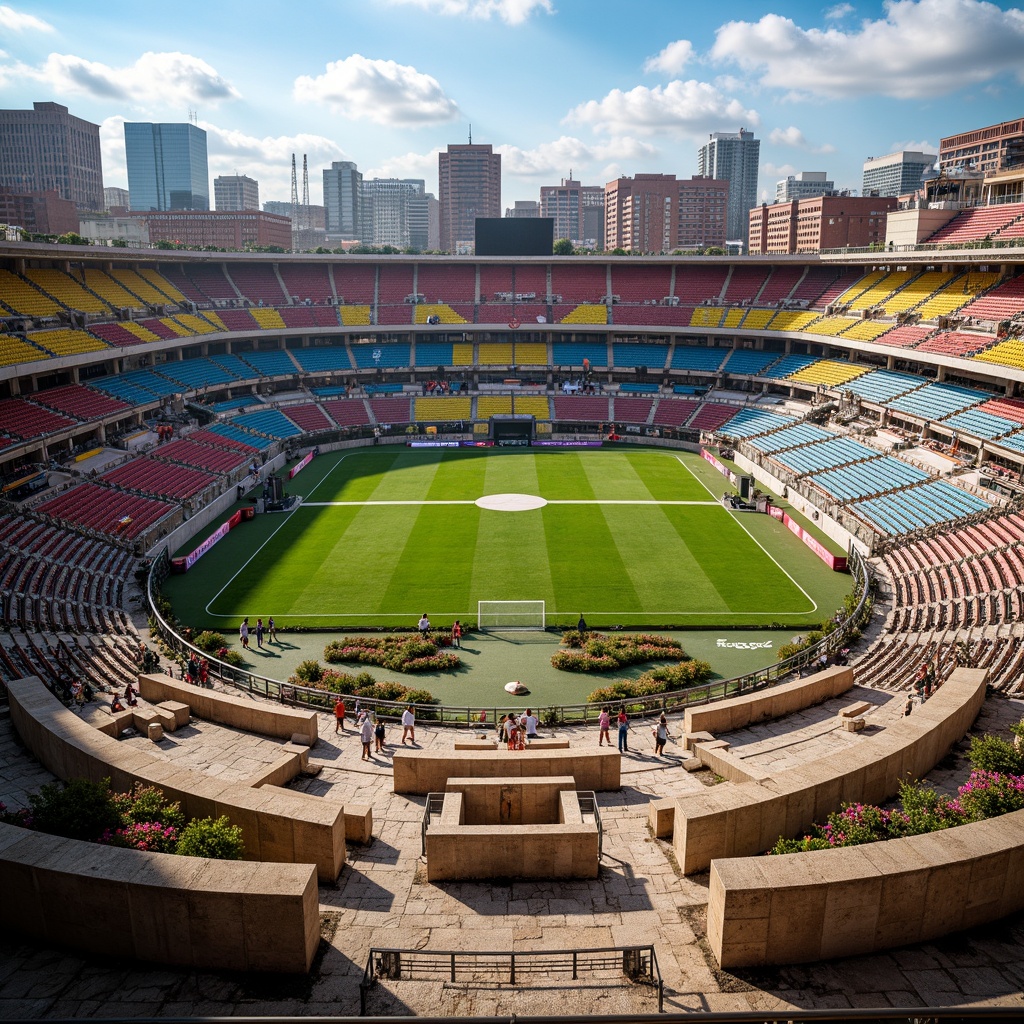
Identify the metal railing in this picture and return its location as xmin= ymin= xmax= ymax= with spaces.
xmin=147 ymin=542 xmax=871 ymax=729
xmin=360 ymin=944 xmax=663 ymax=1016
xmin=420 ymin=792 xmax=445 ymax=857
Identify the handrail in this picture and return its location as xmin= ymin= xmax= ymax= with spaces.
xmin=146 ymin=546 xmax=871 ymax=728
xmin=359 ymin=944 xmax=663 ymax=1016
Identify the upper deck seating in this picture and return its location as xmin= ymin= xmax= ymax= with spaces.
xmin=763 ymin=353 xmax=820 ymax=378
xmin=25 ymin=269 xmax=113 ymax=314
xmin=35 ymin=482 xmax=176 ymax=539
xmin=722 ymin=266 xmax=770 ymax=304
xmin=81 ymin=269 xmax=148 ymax=310
xmin=959 ymin=274 xmax=1024 ymax=321
xmin=279 ymin=263 xmax=334 ymax=304
xmin=0 ymin=335 xmax=47 ymax=367
xmin=721 ymin=350 xmax=778 ymax=375
xmin=610 ymin=265 xmax=672 ymax=303
xmin=670 ymin=346 xmax=727 ymax=372
xmin=282 ymin=403 xmax=333 ymax=433
xmin=479 ymin=264 xmax=514 ymax=299
xmin=279 ymin=305 xmax=341 ymax=329
xmin=0 ymin=398 xmax=77 ymax=439
xmin=227 ymin=265 xmax=287 ymax=307
xmin=159 ymin=266 xmax=210 ymax=303
xmin=811 ymin=267 xmax=867 ymax=308
xmin=552 ymin=396 xmax=611 ymax=421
xmin=674 ymin=266 xmax=727 ymax=304
xmin=179 ymin=264 xmax=238 ymax=302
xmin=155 ymin=358 xmax=240 ymax=390
xmin=0 ymin=268 xmax=64 ymax=317
xmin=29 ymin=384 xmax=130 ymax=421
xmin=551 ymin=265 xmax=605 ymax=304
xmin=876 ymin=325 xmax=931 ymax=349
xmin=89 ymin=322 xmax=162 ymax=347
xmin=323 ymin=398 xmax=372 ymax=426
xmin=149 ymin=438 xmax=248 ymax=474
xmin=756 ymin=266 xmax=804 ymax=305
xmin=416 ymin=263 xmax=475 ymax=303
xmin=109 ymin=267 xmax=181 ymax=305
xmin=926 ymin=203 xmax=1024 ymax=244
xmin=290 ymin=346 xmax=352 ymax=373
xmin=787 ymin=359 xmax=868 ymax=388
xmin=28 ymin=329 xmax=110 ymax=357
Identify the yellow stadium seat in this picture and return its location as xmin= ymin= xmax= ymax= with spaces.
xmin=339 ymin=305 xmax=371 ymax=326
xmin=476 ymin=396 xmax=513 ymax=417
xmin=846 ymin=270 xmax=914 ymax=312
xmin=740 ymin=310 xmax=774 ymax=329
xmin=203 ymin=312 xmax=227 ymax=331
xmin=120 ymin=321 xmax=162 ymax=343
xmin=973 ymin=338 xmax=1024 ymax=371
xmin=0 ymin=334 xmax=48 ymax=367
xmin=841 ymin=319 xmax=895 ymax=342
xmin=833 ymin=270 xmax=886 ymax=307
xmin=0 ymin=268 xmax=63 ymax=317
xmin=559 ymin=304 xmax=607 ymax=324
xmin=82 ymin=270 xmax=146 ymax=309
xmin=804 ymin=316 xmax=860 ymax=337
xmin=690 ymin=307 xmax=725 ymax=327
xmin=415 ymin=303 xmax=467 ymax=324
xmin=514 ymin=342 xmax=548 ymax=365
xmin=25 ymin=269 xmax=113 ymax=314
xmin=788 ymin=359 xmax=868 ymax=386
xmin=767 ymin=311 xmax=820 ymax=331
xmin=29 ymin=328 xmax=110 ymax=357
xmin=478 ymin=343 xmax=513 ymax=365
xmin=722 ymin=309 xmax=746 ymax=327
xmin=139 ymin=268 xmax=186 ymax=302
xmin=452 ymin=343 xmax=474 ymax=365
xmin=414 ymin=396 xmax=472 ymax=419
xmin=252 ymin=308 xmax=287 ymax=330
xmin=159 ymin=317 xmax=194 ymax=337
xmin=512 ymin=396 xmax=551 ymax=418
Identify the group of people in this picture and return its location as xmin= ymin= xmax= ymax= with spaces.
xmin=417 ymin=615 xmax=462 ymax=649
xmin=334 ymin=698 xmax=417 ymax=760
xmin=239 ymin=616 xmax=278 ymax=650
xmin=497 ymin=709 xmax=539 ymax=749
xmin=596 ymin=706 xmax=671 ymax=756
xmin=184 ymin=653 xmax=209 ymax=687
xmin=109 ymin=681 xmax=139 ymax=713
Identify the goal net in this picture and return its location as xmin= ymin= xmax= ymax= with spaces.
xmin=477 ymin=600 xmax=546 ymax=631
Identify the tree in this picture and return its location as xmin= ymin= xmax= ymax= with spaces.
xmin=702 ymin=246 xmax=726 ymax=256
xmin=552 ymin=238 xmax=575 ymax=256
xmin=56 ymin=232 xmax=89 ymax=245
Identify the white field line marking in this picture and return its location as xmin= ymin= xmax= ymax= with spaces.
xmin=300 ymin=499 xmax=720 ymax=507
xmin=670 ymin=451 xmax=819 ymax=615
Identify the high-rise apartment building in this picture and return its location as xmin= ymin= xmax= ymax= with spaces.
xmin=939 ymin=118 xmax=1024 ymax=175
xmin=697 ymin=129 xmax=760 ymax=248
xmin=438 ymin=143 xmax=501 ymax=254
xmin=323 ymin=161 xmax=362 ymax=241
xmin=775 ymin=171 xmax=834 ymax=203
xmin=214 ymin=175 xmax=259 ymax=211
xmin=539 ymin=177 xmax=605 ymax=248
xmin=0 ymin=101 xmax=104 ymax=212
xmin=361 ymin=178 xmax=425 ymax=248
xmin=104 ymin=187 xmax=129 ymax=211
xmin=124 ymin=122 xmax=209 ymax=211
xmin=862 ymin=151 xmax=936 ymax=198
xmin=604 ymin=173 xmax=727 ymax=253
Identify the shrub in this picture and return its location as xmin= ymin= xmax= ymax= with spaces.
xmin=294 ymin=659 xmax=325 ymax=684
xmin=27 ymin=778 xmax=122 ymax=842
xmin=552 ymin=631 xmax=687 ymax=673
xmin=967 ymin=733 xmax=1024 ymax=776
xmin=100 ymin=820 xmax=179 ymax=853
xmin=193 ymin=630 xmax=226 ymax=654
xmin=324 ymin=634 xmax=461 ymax=673
xmin=111 ymin=783 xmax=184 ymax=830
xmin=175 ymin=815 xmax=245 ymax=860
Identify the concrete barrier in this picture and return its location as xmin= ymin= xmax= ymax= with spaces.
xmin=393 ymin=747 xmax=620 ymax=795
xmin=708 ymin=807 xmax=1024 ymax=968
xmin=0 ymin=821 xmax=319 ymax=973
xmin=8 ymin=677 xmax=345 ymax=882
xmin=138 ymin=674 xmax=318 ymax=746
xmin=684 ymin=665 xmax=854 ymax=736
xmin=673 ymin=669 xmax=987 ymax=874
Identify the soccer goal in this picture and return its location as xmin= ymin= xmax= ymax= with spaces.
xmin=477 ymin=600 xmax=546 ymax=631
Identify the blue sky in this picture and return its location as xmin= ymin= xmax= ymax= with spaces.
xmin=2 ymin=0 xmax=1023 ymax=209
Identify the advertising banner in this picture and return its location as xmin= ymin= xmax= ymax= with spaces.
xmin=531 ymin=440 xmax=603 ymax=448
xmin=288 ymin=451 xmax=314 ymax=479
xmin=183 ymin=519 xmax=232 ymax=571
xmin=782 ymin=512 xmax=848 ymax=572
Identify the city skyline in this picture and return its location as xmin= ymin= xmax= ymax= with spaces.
xmin=1 ymin=0 xmax=1023 ymax=213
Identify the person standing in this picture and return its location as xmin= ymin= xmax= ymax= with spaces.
xmin=374 ymin=714 xmax=386 ymax=753
xmin=524 ymin=708 xmax=539 ymax=741
xmin=401 ymin=705 xmax=416 ymax=744
xmin=418 ymin=613 xmax=431 ymax=637
xmin=598 ymin=706 xmax=611 ymax=746
xmin=617 ymin=709 xmax=630 ymax=753
xmin=577 ymin=613 xmax=587 ymax=632
xmin=360 ymin=713 xmax=374 ymax=760
xmin=255 ymin=617 xmax=264 ymax=649
xmin=268 ymin=616 xmax=278 ymax=644
xmin=334 ymin=697 xmax=346 ymax=734
xmin=654 ymin=715 xmax=668 ymax=757
xmin=451 ymin=620 xmax=462 ymax=649
xmin=239 ymin=617 xmax=250 ymax=650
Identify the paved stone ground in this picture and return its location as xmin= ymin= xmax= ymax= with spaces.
xmin=1 ymin=685 xmax=1023 ymax=1018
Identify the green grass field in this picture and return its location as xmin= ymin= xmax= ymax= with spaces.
xmin=165 ymin=447 xmax=853 ymax=632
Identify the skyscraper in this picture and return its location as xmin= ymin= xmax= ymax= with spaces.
xmin=214 ymin=175 xmax=259 ymax=211
xmin=360 ymin=178 xmax=425 ymax=248
xmin=697 ymin=129 xmax=760 ymax=248
xmin=0 ymin=101 xmax=104 ymax=212
xmin=540 ymin=177 xmax=604 ymax=248
xmin=323 ymin=161 xmax=362 ymax=241
xmin=862 ymin=151 xmax=937 ymax=198
xmin=124 ymin=122 xmax=209 ymax=211
xmin=438 ymin=142 xmax=501 ymax=254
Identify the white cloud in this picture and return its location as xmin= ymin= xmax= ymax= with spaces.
xmin=761 ymin=162 xmax=798 ymax=178
xmin=9 ymin=51 xmax=238 ymax=106
xmin=385 ymin=0 xmax=552 ymax=24
xmin=366 ymin=149 xmax=443 ymax=193
xmin=293 ymin=55 xmax=459 ymax=126
xmin=711 ymin=0 xmax=1024 ymax=99
xmin=768 ymin=125 xmax=837 ymax=154
xmin=0 ymin=4 xmax=53 ymax=31
xmin=825 ymin=2 xmax=854 ymax=18
xmin=496 ymin=135 xmax=658 ymax=178
xmin=892 ymin=138 xmax=938 ymax=154
xmin=565 ymin=80 xmax=759 ymax=137
xmin=643 ymin=40 xmax=694 ymax=75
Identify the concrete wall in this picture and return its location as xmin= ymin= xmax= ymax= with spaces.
xmin=445 ymin=776 xmax=577 ymax=825
xmin=0 ymin=822 xmax=319 ymax=974
xmin=8 ymin=677 xmax=345 ymax=882
xmin=138 ymin=673 xmax=318 ymax=745
xmin=684 ymin=665 xmax=854 ymax=735
xmin=673 ymin=669 xmax=987 ymax=874
xmin=708 ymin=807 xmax=1024 ymax=968
xmin=393 ymin=747 xmax=620 ymax=795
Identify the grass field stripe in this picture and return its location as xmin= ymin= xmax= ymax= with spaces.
xmin=299 ymin=498 xmax=721 ymax=507
xmin=670 ymin=452 xmax=819 ymax=615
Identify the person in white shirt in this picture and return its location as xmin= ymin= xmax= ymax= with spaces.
xmin=401 ymin=705 xmax=416 ymax=744
xmin=359 ymin=714 xmax=374 ymax=760
xmin=524 ymin=709 xmax=539 ymax=741
xmin=417 ymin=613 xmax=430 ymax=637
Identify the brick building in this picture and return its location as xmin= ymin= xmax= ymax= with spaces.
xmin=749 ymin=195 xmax=897 ymax=254
xmin=0 ymin=188 xmax=79 ymax=236
xmin=128 ymin=210 xmax=292 ymax=249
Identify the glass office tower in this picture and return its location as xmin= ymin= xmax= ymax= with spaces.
xmin=124 ymin=122 xmax=209 ymax=211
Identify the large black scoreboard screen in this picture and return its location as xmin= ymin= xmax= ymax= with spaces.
xmin=475 ymin=218 xmax=555 ymax=256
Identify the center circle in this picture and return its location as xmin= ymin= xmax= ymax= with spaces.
xmin=475 ymin=492 xmax=549 ymax=512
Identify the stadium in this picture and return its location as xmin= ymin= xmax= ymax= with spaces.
xmin=3 ymin=224 xmax=1024 ymax=1017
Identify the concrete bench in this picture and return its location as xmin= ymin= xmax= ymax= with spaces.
xmin=841 ymin=716 xmax=866 ymax=732
xmin=247 ymin=752 xmax=304 ymax=789
xmin=393 ymin=747 xmax=620 ymax=795
xmin=137 ymin=673 xmax=318 ymax=746
xmin=345 ymin=804 xmax=373 ymax=844
xmin=838 ymin=700 xmax=872 ymax=719
xmin=158 ymin=700 xmax=191 ymax=729
xmin=671 ymin=668 xmax=987 ymax=874
xmin=708 ymin=806 xmax=1024 ymax=969
xmin=95 ymin=709 xmax=136 ymax=737
xmin=454 ymin=740 xmax=498 ymax=750
xmin=648 ymin=797 xmax=675 ymax=838
xmin=8 ymin=677 xmax=346 ymax=882
xmin=526 ymin=738 xmax=570 ymax=749
xmin=0 ymin=821 xmax=318 ymax=974
xmin=684 ymin=665 xmax=854 ymax=735
xmin=133 ymin=706 xmax=177 ymax=734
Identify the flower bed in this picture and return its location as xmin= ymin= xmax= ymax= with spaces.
xmin=324 ymin=633 xmax=460 ymax=673
xmin=552 ymin=630 xmax=690 ymax=673
xmin=586 ymin=659 xmax=713 ymax=704
xmin=1 ymin=779 xmax=244 ymax=859
xmin=290 ymin=660 xmax=440 ymax=718
xmin=769 ymin=721 xmax=1024 ymax=854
